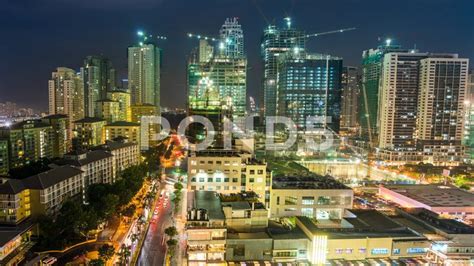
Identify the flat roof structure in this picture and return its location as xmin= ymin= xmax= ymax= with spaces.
xmin=272 ymin=175 xmax=350 ymax=190
xmin=379 ymin=184 xmax=474 ymax=220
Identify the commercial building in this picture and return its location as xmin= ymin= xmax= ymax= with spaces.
xmin=104 ymin=121 xmax=141 ymax=147
xmin=261 ymin=18 xmax=305 ymax=117
xmin=0 ymin=120 xmax=54 ymax=169
xmin=277 ymin=52 xmax=343 ymax=132
xmin=340 ymin=66 xmax=360 ymax=135
xmin=416 ymin=56 xmax=469 ymax=165
xmin=269 ymin=175 xmax=353 ymax=219
xmin=128 ymin=33 xmax=161 ymax=110
xmin=186 ymin=191 xmax=429 ymax=265
xmin=95 ymin=99 xmax=120 ymax=123
xmin=187 ymin=149 xmax=271 ymax=205
xmin=0 ymin=222 xmax=35 ymax=265
xmin=109 ymin=90 xmax=131 ymax=122
xmin=392 ymin=208 xmax=474 ymax=265
xmin=72 ymin=117 xmax=106 ymax=150
xmin=379 ymin=184 xmax=474 ymax=220
xmin=48 ymin=67 xmax=85 ymax=136
xmin=81 ymin=55 xmax=116 ymax=116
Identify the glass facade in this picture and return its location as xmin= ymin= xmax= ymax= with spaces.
xmin=277 ymin=52 xmax=342 ymax=132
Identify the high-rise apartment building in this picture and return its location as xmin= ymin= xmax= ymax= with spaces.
xmin=0 ymin=120 xmax=54 ymax=169
xmin=417 ymin=56 xmax=469 ymax=165
xmin=41 ymin=114 xmax=69 ymax=158
xmin=48 ymin=67 xmax=84 ymax=140
xmin=261 ymin=20 xmax=305 ymax=117
xmin=128 ymin=34 xmax=161 ymax=111
xmin=359 ymin=41 xmax=408 ymax=139
xmin=378 ymin=52 xmax=427 ymax=152
xmin=340 ymin=66 xmax=360 ymax=135
xmin=464 ymin=72 xmax=474 ymax=162
xmin=277 ymin=52 xmax=343 ymax=132
xmin=95 ymin=99 xmax=120 ymax=123
xmin=81 ymin=55 xmax=116 ymax=116
xmin=72 ymin=117 xmax=106 ymax=150
xmin=0 ymin=139 xmax=9 ymax=175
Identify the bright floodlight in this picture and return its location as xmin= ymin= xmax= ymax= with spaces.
xmin=137 ymin=31 xmax=144 ymax=36
xmin=386 ymin=38 xmax=392 ymax=46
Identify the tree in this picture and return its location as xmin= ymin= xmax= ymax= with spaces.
xmin=117 ymin=244 xmax=131 ymax=265
xmin=166 ymin=239 xmax=178 ymax=252
xmin=98 ymin=244 xmax=115 ymax=262
xmin=89 ymin=259 xmax=105 ymax=266
xmin=131 ymin=233 xmax=140 ymax=244
xmin=173 ymin=182 xmax=183 ymax=191
xmin=164 ymin=226 xmax=178 ymax=238
xmin=122 ymin=204 xmax=136 ymax=218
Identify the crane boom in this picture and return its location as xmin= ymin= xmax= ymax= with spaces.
xmin=187 ymin=33 xmax=219 ymax=42
xmin=305 ymin=27 xmax=356 ymax=38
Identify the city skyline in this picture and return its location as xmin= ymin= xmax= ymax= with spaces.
xmin=1 ymin=0 xmax=473 ymax=110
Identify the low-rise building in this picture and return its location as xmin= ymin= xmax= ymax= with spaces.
xmin=104 ymin=121 xmax=141 ymax=147
xmin=57 ymin=150 xmax=115 ymax=187
xmin=186 ymin=191 xmax=227 ymax=265
xmin=270 ymin=175 xmax=353 ymax=219
xmin=22 ymin=165 xmax=84 ymax=216
xmin=379 ymin=184 xmax=474 ymax=221
xmin=0 ymin=180 xmax=30 ymax=225
xmin=188 ymin=150 xmax=271 ymax=205
xmin=0 ymin=222 xmax=35 ymax=266
xmin=392 ymin=208 xmax=474 ymax=265
xmin=95 ymin=139 xmax=140 ymax=175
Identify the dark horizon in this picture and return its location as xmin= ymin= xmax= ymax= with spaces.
xmin=1 ymin=0 xmax=473 ymax=112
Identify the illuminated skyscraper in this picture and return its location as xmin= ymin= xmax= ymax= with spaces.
xmin=277 ymin=52 xmax=342 ymax=132
xmin=359 ymin=40 xmax=408 ymax=140
xmin=340 ymin=66 xmax=360 ymax=135
xmin=81 ymin=55 xmax=116 ymax=116
xmin=416 ymin=55 xmax=469 ymax=165
xmin=219 ymin=17 xmax=244 ymax=59
xmin=128 ymin=32 xmax=161 ymax=112
xmin=187 ymin=18 xmax=247 ymax=133
xmin=261 ymin=19 xmax=305 ymax=117
xmin=48 ymin=67 xmax=84 ymax=141
xmin=464 ymin=72 xmax=474 ymax=162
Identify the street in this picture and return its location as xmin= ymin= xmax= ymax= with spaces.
xmin=136 ymin=184 xmax=173 ymax=266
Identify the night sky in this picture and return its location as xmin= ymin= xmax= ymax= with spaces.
xmin=1 ymin=0 xmax=473 ymax=111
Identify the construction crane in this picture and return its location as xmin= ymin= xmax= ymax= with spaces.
xmin=187 ymin=33 xmax=219 ymax=42
xmin=136 ymin=30 xmax=167 ymax=45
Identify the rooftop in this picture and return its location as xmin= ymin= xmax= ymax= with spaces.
xmin=41 ymin=114 xmax=68 ymax=120
xmin=296 ymin=210 xmax=423 ymax=239
xmin=382 ymin=184 xmax=474 ymax=207
xmin=193 ymin=190 xmax=225 ymax=220
xmin=105 ymin=121 xmax=140 ymax=127
xmin=194 ymin=149 xmax=243 ymax=158
xmin=400 ymin=208 xmax=474 ymax=235
xmin=74 ymin=117 xmax=106 ymax=123
xmin=22 ymin=165 xmax=83 ymax=189
xmin=272 ymin=175 xmax=350 ymax=190
xmin=58 ymin=150 xmax=113 ymax=166
xmin=95 ymin=140 xmax=137 ymax=151
xmin=0 ymin=179 xmax=26 ymax=194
